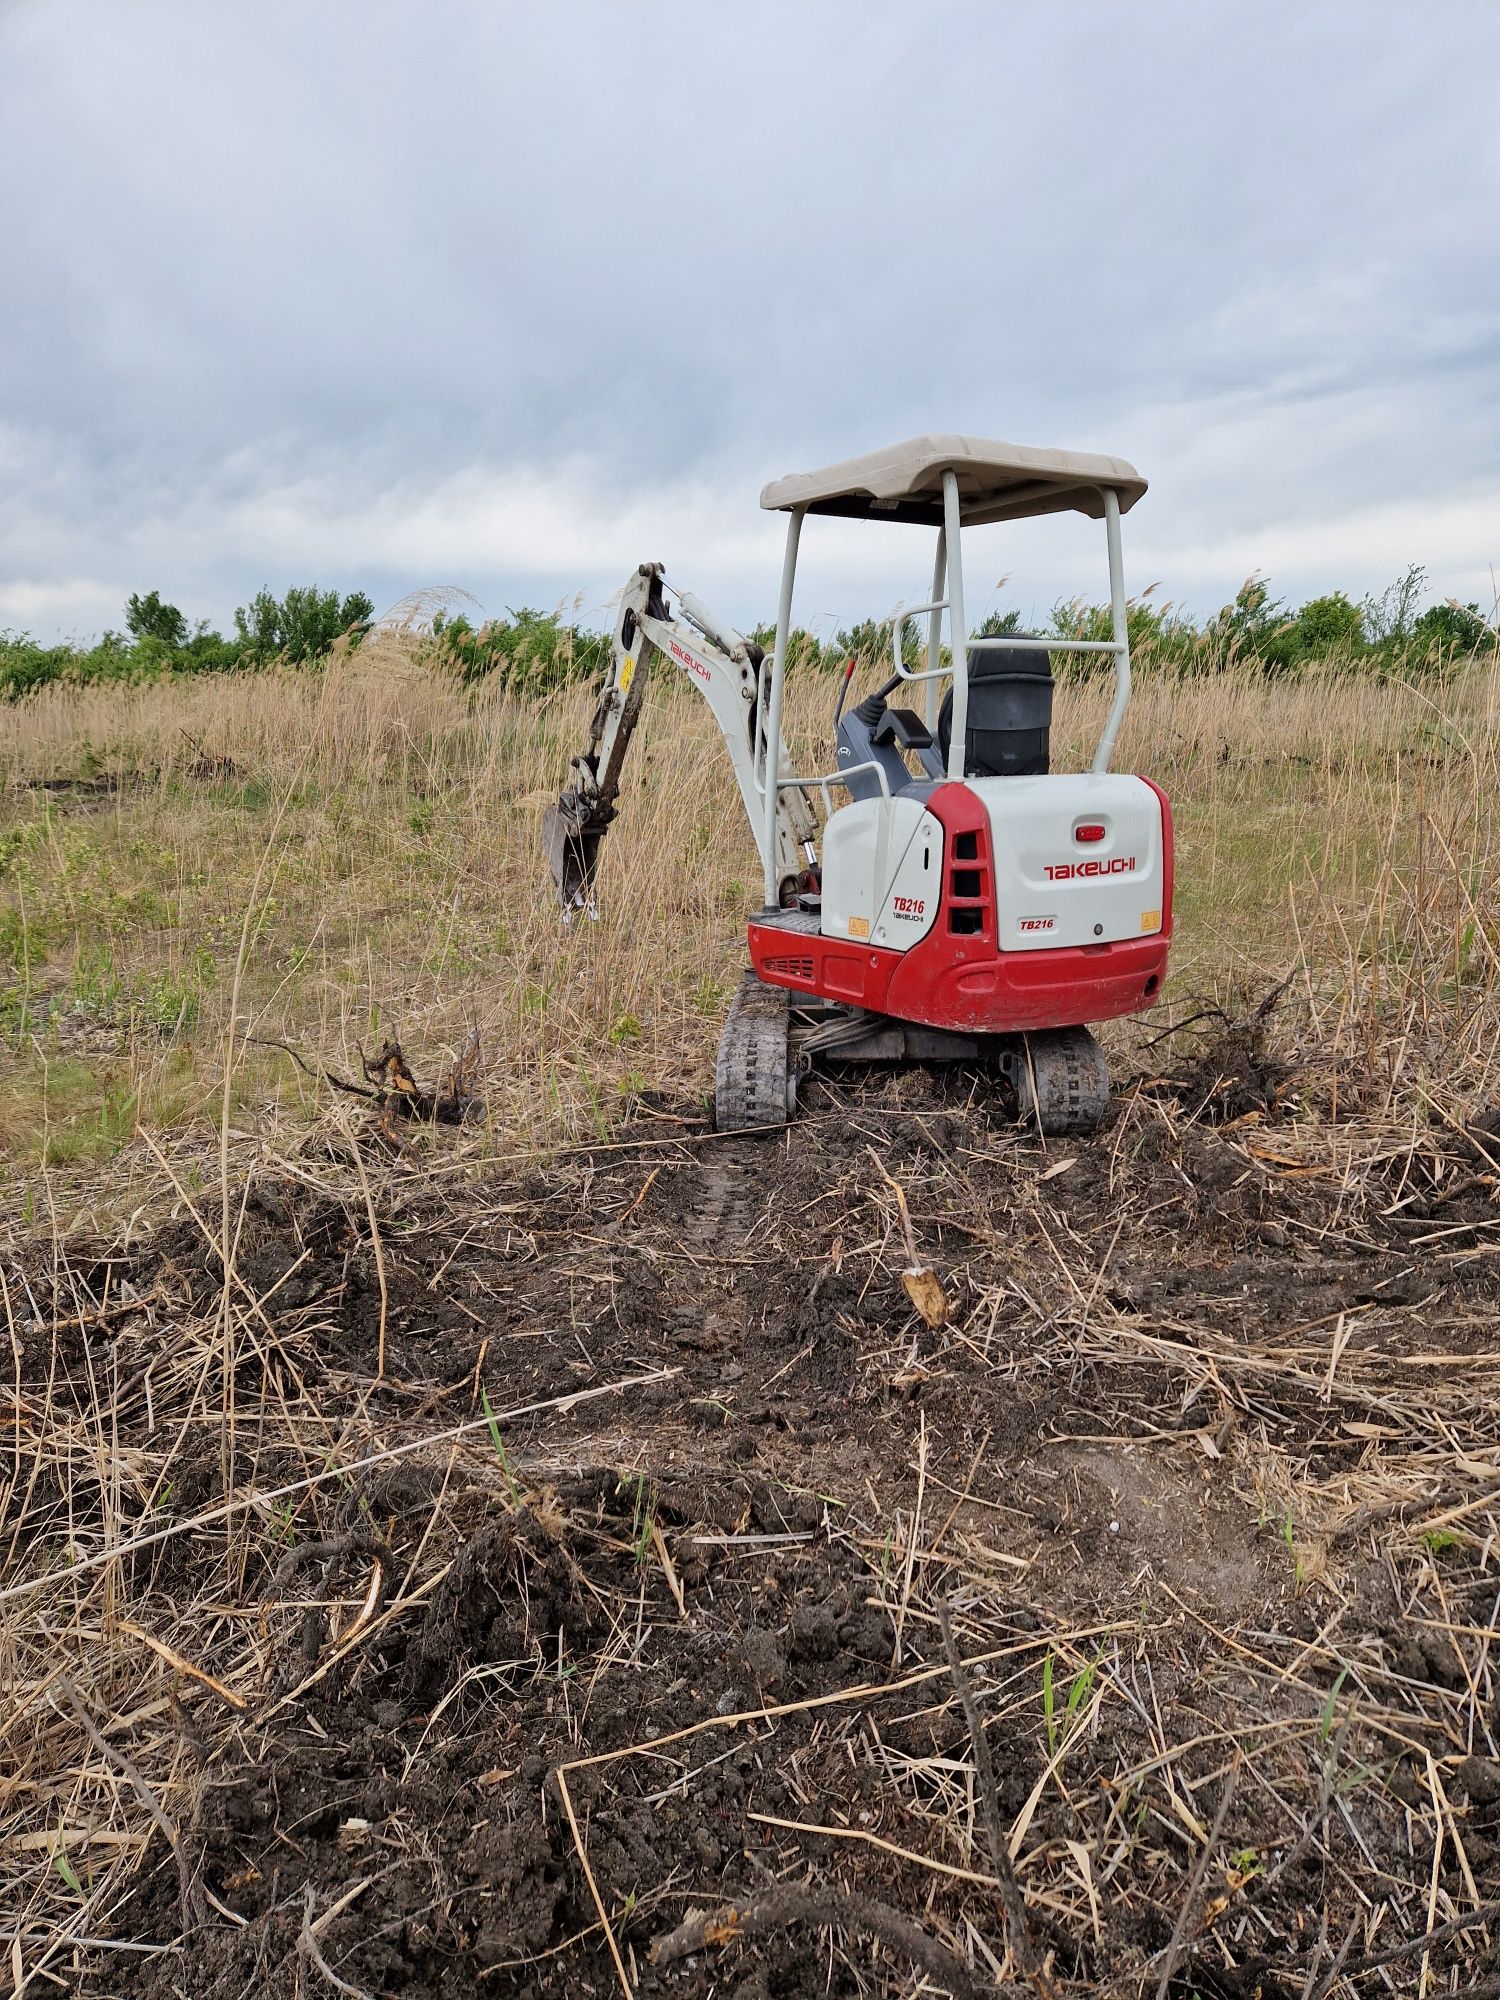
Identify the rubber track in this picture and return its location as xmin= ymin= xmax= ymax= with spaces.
xmin=714 ymin=970 xmax=792 ymax=1132
xmin=1018 ymin=1025 xmax=1111 ymax=1136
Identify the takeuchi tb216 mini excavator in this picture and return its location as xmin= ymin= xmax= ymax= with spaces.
xmin=543 ymin=435 xmax=1174 ymax=1135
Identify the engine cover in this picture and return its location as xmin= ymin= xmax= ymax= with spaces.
xmin=972 ymin=773 xmax=1167 ymax=950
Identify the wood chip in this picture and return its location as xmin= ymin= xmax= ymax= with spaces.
xmin=902 ymin=1265 xmax=950 ymax=1328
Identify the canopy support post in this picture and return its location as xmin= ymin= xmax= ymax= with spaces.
xmin=1091 ymin=485 xmax=1132 ymax=774
xmin=762 ymin=505 xmax=804 ymax=906
xmin=925 ymin=526 xmax=946 ymax=729
xmin=941 ymin=471 xmax=967 ymax=780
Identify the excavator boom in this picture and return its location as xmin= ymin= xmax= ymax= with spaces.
xmin=543 ymin=563 xmax=815 ymax=915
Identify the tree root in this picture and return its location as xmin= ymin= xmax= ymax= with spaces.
xmin=648 ymin=1882 xmax=993 ymax=1997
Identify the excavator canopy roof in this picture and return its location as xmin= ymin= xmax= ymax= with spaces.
xmin=759 ymin=433 xmax=1146 ymax=526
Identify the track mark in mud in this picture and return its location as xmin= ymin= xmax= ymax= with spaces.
xmin=668 ymin=1138 xmax=771 ymax=1349
xmin=679 ymin=1137 xmax=771 ymax=1250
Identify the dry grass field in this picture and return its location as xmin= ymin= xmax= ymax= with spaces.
xmin=4 ymin=637 xmax=1500 ymax=1998
xmin=4 ymin=637 xmax=1495 ymax=1188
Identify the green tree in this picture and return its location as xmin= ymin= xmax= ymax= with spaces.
xmin=831 ymin=617 xmax=918 ymax=670
xmin=0 ymin=633 xmax=72 ymax=698
xmin=1292 ymin=592 xmax=1364 ymax=653
xmin=1414 ymin=601 xmax=1491 ymax=655
xmin=233 ymin=586 xmax=374 ymax=664
xmin=974 ymin=608 xmax=1024 ymax=639
xmin=1261 ymin=591 xmax=1365 ymax=671
xmin=125 ymin=591 xmax=188 ymax=648
xmin=1208 ymin=574 xmax=1289 ymax=659
xmin=1050 ymin=592 xmax=1200 ymax=674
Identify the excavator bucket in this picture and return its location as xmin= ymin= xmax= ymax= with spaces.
xmin=543 ymin=791 xmax=611 ymax=916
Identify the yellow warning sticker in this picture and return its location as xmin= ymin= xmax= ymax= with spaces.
xmin=1140 ymin=909 xmax=1161 ymax=933
xmin=848 ymin=915 xmax=871 ymax=939
xmin=619 ymin=656 xmax=636 ymax=694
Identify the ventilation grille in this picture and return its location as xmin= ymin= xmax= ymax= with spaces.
xmin=764 ymin=954 xmax=816 ymax=982
xmin=947 ymin=822 xmax=992 ymax=937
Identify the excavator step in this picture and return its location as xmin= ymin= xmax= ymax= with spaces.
xmin=1013 ymin=1025 xmax=1111 ymax=1136
xmin=715 ymin=971 xmax=794 ymax=1132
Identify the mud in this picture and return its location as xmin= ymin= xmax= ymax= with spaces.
xmin=9 ymin=1051 xmax=1500 ymax=1997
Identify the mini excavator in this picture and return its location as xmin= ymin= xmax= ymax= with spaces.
xmin=543 ymin=435 xmax=1173 ymax=1135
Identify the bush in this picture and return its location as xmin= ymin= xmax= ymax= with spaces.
xmin=0 ymin=631 xmax=155 ymax=698
xmin=749 ymin=624 xmax=835 ymax=671
xmin=5 ymin=565 xmax=1494 ymax=705
xmin=0 ymin=633 xmax=73 ymax=699
xmin=1035 ymin=567 xmax=1496 ymax=680
xmin=1292 ymin=591 xmax=1364 ymax=654
xmin=828 ymin=618 xmax=920 ymax=671
xmin=1206 ymin=574 xmax=1290 ymax=662
xmin=1261 ymin=592 xmax=1365 ymax=673
xmin=175 ymin=628 xmax=244 ymax=673
xmin=974 ymin=608 xmax=1024 ymax=640
xmin=425 ymin=606 xmax=610 ymax=691
xmin=1049 ymin=589 xmax=1202 ymax=674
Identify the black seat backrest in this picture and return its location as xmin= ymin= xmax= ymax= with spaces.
xmin=937 ymin=641 xmax=1053 ymax=779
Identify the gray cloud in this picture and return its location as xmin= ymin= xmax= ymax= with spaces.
xmin=3 ymin=0 xmax=1498 ymax=640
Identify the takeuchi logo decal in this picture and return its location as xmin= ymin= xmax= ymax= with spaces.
xmin=1045 ymin=857 xmax=1137 ymax=881
xmin=667 ymin=636 xmax=712 ymax=683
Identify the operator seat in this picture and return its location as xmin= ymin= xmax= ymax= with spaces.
xmin=937 ymin=640 xmax=1053 ymax=779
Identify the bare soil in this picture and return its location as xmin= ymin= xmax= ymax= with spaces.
xmin=8 ymin=1044 xmax=1500 ymax=1998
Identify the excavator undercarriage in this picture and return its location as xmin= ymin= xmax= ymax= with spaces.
xmin=714 ymin=972 xmax=1112 ymax=1136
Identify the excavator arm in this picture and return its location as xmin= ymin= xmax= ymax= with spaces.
xmin=543 ymin=562 xmax=817 ymax=915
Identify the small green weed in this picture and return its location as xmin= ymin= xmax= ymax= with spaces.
xmin=878 ymin=1526 xmax=895 ymax=1591
xmin=1318 ymin=1666 xmax=1350 ymax=1743
xmin=618 ymin=1472 xmax=658 ymax=1568
xmin=480 ymin=1383 xmax=521 ymax=1503
xmin=51 ymin=1841 xmax=84 ymax=1897
xmin=1043 ymin=1644 xmax=1105 ymax=1758
xmin=37 ymin=1071 xmax=139 ymax=1168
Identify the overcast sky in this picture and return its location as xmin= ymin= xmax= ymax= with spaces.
xmin=2 ymin=0 xmax=1497 ymax=644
